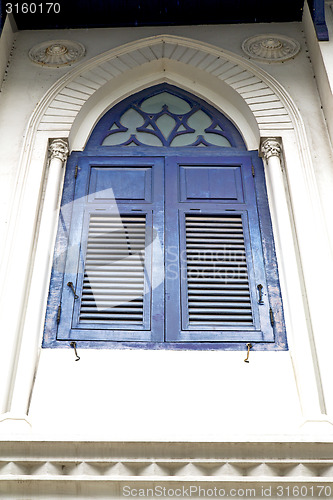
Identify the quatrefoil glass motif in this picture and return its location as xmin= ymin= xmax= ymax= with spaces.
xmin=101 ymin=90 xmax=233 ymax=147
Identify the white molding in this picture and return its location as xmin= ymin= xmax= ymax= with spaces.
xmin=34 ymin=35 xmax=292 ymax=142
xmin=0 ymin=14 xmax=16 ymax=90
xmin=1 ymin=34 xmax=333 ymax=429
xmin=68 ymin=60 xmax=260 ymax=151
xmin=1 ymin=440 xmax=333 ymax=496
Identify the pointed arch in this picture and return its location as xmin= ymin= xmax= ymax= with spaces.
xmin=34 ymin=35 xmax=294 ymax=151
xmin=86 ymin=83 xmax=246 ymax=149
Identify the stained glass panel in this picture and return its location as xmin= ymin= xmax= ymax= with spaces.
xmin=100 ymin=87 xmax=238 ymax=148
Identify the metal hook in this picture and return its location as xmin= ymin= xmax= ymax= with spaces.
xmin=70 ymin=341 xmax=80 ymax=361
xmin=257 ymin=284 xmax=264 ymax=304
xmin=244 ymin=343 xmax=253 ymax=363
xmin=67 ymin=281 xmax=78 ymax=299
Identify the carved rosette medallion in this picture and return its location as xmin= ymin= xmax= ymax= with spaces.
xmin=261 ymin=138 xmax=282 ymax=160
xmin=29 ymin=40 xmax=85 ymax=67
xmin=48 ymin=139 xmax=69 ymax=162
xmin=242 ymin=34 xmax=300 ymax=63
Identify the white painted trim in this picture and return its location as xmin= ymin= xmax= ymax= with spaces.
xmin=1 ymin=440 xmax=333 ymax=497
xmin=35 ymin=35 xmax=293 ymax=144
xmin=10 ymin=141 xmax=68 ymax=415
xmin=0 ymin=14 xmax=16 ymax=89
xmin=68 ymin=60 xmax=260 ymax=151
xmin=304 ymin=1 xmax=333 ymax=147
xmin=0 ymin=34 xmax=332 ymax=430
xmin=260 ymin=139 xmax=325 ymax=418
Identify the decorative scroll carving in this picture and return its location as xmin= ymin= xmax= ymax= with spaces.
xmin=261 ymin=138 xmax=282 ymax=160
xmin=48 ymin=139 xmax=69 ymax=162
xmin=242 ymin=34 xmax=300 ymax=63
xmin=29 ymin=40 xmax=85 ymax=67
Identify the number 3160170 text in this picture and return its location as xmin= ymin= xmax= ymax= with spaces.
xmin=5 ymin=3 xmax=61 ymax=14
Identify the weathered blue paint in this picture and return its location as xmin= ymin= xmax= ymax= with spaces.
xmin=164 ymin=156 xmax=274 ymax=343
xmin=308 ymin=0 xmax=329 ymax=41
xmin=52 ymin=156 xmax=164 ymax=343
xmin=251 ymin=154 xmax=287 ymax=351
xmin=43 ymin=85 xmax=287 ymax=351
xmin=88 ymin=166 xmax=152 ymax=202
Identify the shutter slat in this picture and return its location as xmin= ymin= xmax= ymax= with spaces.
xmin=190 ymin=308 xmax=252 ymax=313
xmin=186 ymin=228 xmax=243 ymax=233
xmin=86 ymin=243 xmax=145 ymax=249
xmin=186 ymin=237 xmax=245 ymax=242
xmin=85 ymin=251 xmax=144 ymax=256
xmin=188 ymin=285 xmax=250 ymax=291
xmin=84 ymin=278 xmax=142 ymax=293
xmin=185 ymin=214 xmax=253 ymax=326
xmin=188 ymin=301 xmax=251 ymax=306
xmin=187 ymin=264 xmax=247 ymax=269
xmin=81 ymin=306 xmax=143 ymax=312
xmin=190 ymin=315 xmax=253 ymax=320
xmin=188 ymin=278 xmax=250 ymax=283
xmin=85 ymin=261 xmax=144 ymax=266
xmin=186 ymin=247 xmax=246 ymax=252
xmin=84 ymin=292 xmax=144 ymax=299
xmin=85 ymin=273 xmax=144 ymax=280
xmin=81 ymin=301 xmax=143 ymax=306
xmin=191 ymin=318 xmax=253 ymax=322
xmin=89 ymin=216 xmax=146 ymax=222
xmin=84 ymin=269 xmax=145 ymax=275
xmin=186 ymin=216 xmax=242 ymax=222
xmin=80 ymin=315 xmax=142 ymax=322
xmin=186 ymin=241 xmax=245 ymax=247
xmin=79 ymin=214 xmax=146 ymax=325
xmin=187 ymin=269 xmax=249 ymax=274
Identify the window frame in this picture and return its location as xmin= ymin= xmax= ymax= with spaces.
xmin=43 ymin=146 xmax=287 ymax=351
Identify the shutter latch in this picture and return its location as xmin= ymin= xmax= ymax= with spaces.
xmin=244 ymin=343 xmax=253 ymax=363
xmin=257 ymin=284 xmax=264 ymax=304
xmin=57 ymin=304 xmax=61 ymax=324
xmin=67 ymin=281 xmax=79 ymax=299
xmin=70 ymin=341 xmax=80 ymax=361
xmin=269 ymin=307 xmax=275 ymax=327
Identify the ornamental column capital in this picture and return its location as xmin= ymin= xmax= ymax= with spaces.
xmin=48 ymin=138 xmax=69 ymax=163
xmin=260 ymin=138 xmax=282 ymax=161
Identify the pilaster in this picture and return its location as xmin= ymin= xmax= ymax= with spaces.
xmin=0 ymin=139 xmax=69 ymax=428
xmin=261 ymin=137 xmax=332 ymax=431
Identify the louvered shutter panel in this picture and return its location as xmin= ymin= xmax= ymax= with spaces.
xmin=185 ymin=214 xmax=253 ymax=326
xmin=56 ymin=157 xmax=164 ymax=342
xmin=79 ymin=213 xmax=147 ymax=326
xmin=165 ymin=156 xmax=274 ymax=343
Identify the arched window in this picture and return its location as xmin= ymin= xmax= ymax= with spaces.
xmin=87 ymin=85 xmax=245 ymax=149
xmin=43 ymin=84 xmax=286 ymax=350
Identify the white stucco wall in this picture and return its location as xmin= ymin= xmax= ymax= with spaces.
xmin=0 ymin=19 xmax=332 ymax=440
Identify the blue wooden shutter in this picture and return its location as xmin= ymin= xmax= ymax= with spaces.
xmin=56 ymin=156 xmax=164 ymax=342
xmin=165 ymin=156 xmax=274 ymax=343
